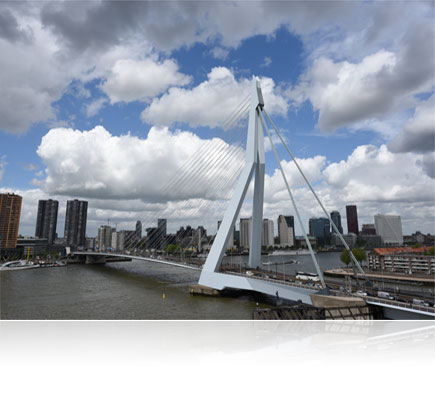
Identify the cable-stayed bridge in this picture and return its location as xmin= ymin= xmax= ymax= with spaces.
xmin=74 ymin=79 xmax=434 ymax=320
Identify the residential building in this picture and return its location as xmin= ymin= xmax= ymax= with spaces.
xmin=368 ymin=247 xmax=434 ymax=274
xmin=98 ymin=225 xmax=114 ymax=251
xmin=346 ymin=205 xmax=359 ymax=235
xmin=278 ymin=215 xmax=294 ymax=247
xmin=330 ymin=211 xmax=343 ymax=234
xmin=64 ymin=199 xmax=88 ymax=247
xmin=35 ymin=199 xmax=58 ymax=244
xmin=262 ymin=219 xmax=274 ymax=247
xmin=0 ymin=193 xmax=22 ymax=249
xmin=239 ymin=217 xmax=251 ymax=249
xmin=374 ymin=214 xmax=403 ymax=245
xmin=309 ymin=217 xmax=331 ymax=246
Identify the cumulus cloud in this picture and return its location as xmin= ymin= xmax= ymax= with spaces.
xmin=101 ymin=58 xmax=191 ymax=103
xmin=34 ymin=125 xmax=244 ymax=203
xmin=141 ymin=67 xmax=288 ymax=128
xmin=288 ymin=13 xmax=434 ymax=133
xmin=388 ymin=96 xmax=435 ymax=154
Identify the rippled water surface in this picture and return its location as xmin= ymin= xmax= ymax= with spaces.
xmin=1 ymin=253 xmax=342 ymax=320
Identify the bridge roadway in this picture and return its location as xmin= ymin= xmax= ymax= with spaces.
xmin=73 ymin=251 xmax=202 ymax=271
xmin=73 ymin=251 xmax=434 ymax=319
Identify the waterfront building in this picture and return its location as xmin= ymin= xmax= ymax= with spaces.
xmin=309 ymin=217 xmax=331 ymax=246
xmin=64 ymin=199 xmax=88 ymax=247
xmin=330 ymin=211 xmax=343 ymax=234
xmin=361 ymin=223 xmax=376 ymax=235
xmin=158 ymin=218 xmax=167 ymax=237
xmin=295 ymin=236 xmax=317 ymax=248
xmin=262 ymin=219 xmax=274 ymax=247
xmin=374 ymin=214 xmax=403 ymax=245
xmin=403 ymin=231 xmax=435 ymax=245
xmin=35 ymin=199 xmax=58 ymax=245
xmin=278 ymin=215 xmax=294 ymax=247
xmin=16 ymin=237 xmax=48 ymax=257
xmin=368 ymin=247 xmax=434 ymax=274
xmin=111 ymin=231 xmax=119 ymax=251
xmin=359 ymin=234 xmax=382 ymax=249
xmin=239 ymin=217 xmax=251 ymax=249
xmin=346 ymin=205 xmax=359 ymax=235
xmin=136 ymin=220 xmax=142 ymax=238
xmin=0 ymin=193 xmax=22 ymax=249
xmin=218 ymin=220 xmax=234 ymax=249
xmin=98 ymin=225 xmax=114 ymax=251
xmin=332 ymin=232 xmax=357 ymax=248
xmin=118 ymin=230 xmax=136 ymax=250
xmin=85 ymin=237 xmax=96 ymax=250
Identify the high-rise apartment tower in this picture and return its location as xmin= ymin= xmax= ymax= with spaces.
xmin=0 ymin=193 xmax=22 ymax=248
xmin=35 ymin=199 xmax=58 ymax=244
xmin=64 ymin=199 xmax=88 ymax=247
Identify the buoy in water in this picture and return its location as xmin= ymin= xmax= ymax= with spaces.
xmin=163 ymin=293 xmax=166 ymax=300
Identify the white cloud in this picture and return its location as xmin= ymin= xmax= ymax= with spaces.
xmin=260 ymin=144 xmax=434 ymax=235
xmin=100 ymin=58 xmax=191 ymax=103
xmin=210 ymin=47 xmax=229 ymax=60
xmin=289 ymin=51 xmax=400 ymax=131
xmin=262 ymin=56 xmax=272 ymax=67
xmin=289 ymin=16 xmax=434 ymax=134
xmin=141 ymin=67 xmax=288 ymax=128
xmin=34 ymin=125 xmax=244 ymax=203
xmin=85 ymin=97 xmax=108 ymax=118
xmin=0 ymin=155 xmax=6 ymax=181
xmin=388 ymin=95 xmax=435 ymax=154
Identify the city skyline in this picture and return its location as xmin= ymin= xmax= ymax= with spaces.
xmin=0 ymin=2 xmax=433 ymax=237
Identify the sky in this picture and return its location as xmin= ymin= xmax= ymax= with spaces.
xmin=0 ymin=0 xmax=434 ymax=238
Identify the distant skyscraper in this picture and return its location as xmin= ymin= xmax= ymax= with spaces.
xmin=135 ymin=220 xmax=142 ymax=238
xmin=262 ymin=219 xmax=274 ymax=247
xmin=0 ymin=193 xmax=22 ymax=249
xmin=309 ymin=217 xmax=331 ymax=246
xmin=158 ymin=218 xmax=167 ymax=236
xmin=330 ymin=210 xmax=343 ymax=234
xmin=239 ymin=217 xmax=251 ymax=249
xmin=346 ymin=205 xmax=359 ymax=235
xmin=35 ymin=199 xmax=58 ymax=244
xmin=374 ymin=214 xmax=403 ymax=245
xmin=278 ymin=215 xmax=294 ymax=247
xmin=64 ymin=199 xmax=88 ymax=247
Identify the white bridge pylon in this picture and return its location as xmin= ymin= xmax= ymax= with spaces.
xmin=199 ymin=78 xmax=269 ymax=291
xmin=199 ymin=78 xmax=366 ymax=300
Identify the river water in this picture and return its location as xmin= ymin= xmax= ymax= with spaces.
xmin=1 ymin=252 xmax=342 ymax=320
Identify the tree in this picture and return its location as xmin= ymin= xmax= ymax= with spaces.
xmin=164 ymin=244 xmax=179 ymax=254
xmin=351 ymin=248 xmax=367 ymax=263
xmin=340 ymin=249 xmax=351 ymax=267
xmin=424 ymin=246 xmax=434 ymax=256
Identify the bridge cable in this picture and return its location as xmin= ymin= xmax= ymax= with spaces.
xmin=262 ymin=109 xmax=367 ymax=278
xmin=259 ymin=110 xmax=326 ymax=288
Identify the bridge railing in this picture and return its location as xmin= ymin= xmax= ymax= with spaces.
xmin=362 ymin=295 xmax=434 ymax=314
